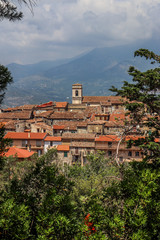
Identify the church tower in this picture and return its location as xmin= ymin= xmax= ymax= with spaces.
xmin=72 ymin=83 xmax=83 ymax=104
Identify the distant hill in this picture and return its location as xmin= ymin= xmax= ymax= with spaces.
xmin=3 ymin=40 xmax=160 ymax=108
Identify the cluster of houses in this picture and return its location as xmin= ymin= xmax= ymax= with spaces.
xmin=1 ymin=84 xmax=154 ymax=165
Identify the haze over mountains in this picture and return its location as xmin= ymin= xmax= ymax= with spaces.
xmin=4 ymin=41 xmax=160 ymax=108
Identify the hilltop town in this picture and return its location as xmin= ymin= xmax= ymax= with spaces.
xmin=2 ymin=83 xmax=153 ymax=164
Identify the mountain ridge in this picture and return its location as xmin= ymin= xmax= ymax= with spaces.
xmin=4 ymin=41 xmax=160 ymax=108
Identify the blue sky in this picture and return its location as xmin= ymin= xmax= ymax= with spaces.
xmin=1 ymin=0 xmax=160 ymax=64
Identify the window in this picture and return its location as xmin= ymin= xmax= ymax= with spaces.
xmin=64 ymin=151 xmax=68 ymax=157
xmin=75 ymin=90 xmax=79 ymax=96
xmin=128 ymin=151 xmax=132 ymax=157
xmin=36 ymin=140 xmax=42 ymax=147
xmin=22 ymin=140 xmax=28 ymax=147
xmin=135 ymin=151 xmax=139 ymax=157
xmin=37 ymin=149 xmax=42 ymax=156
xmin=83 ymin=157 xmax=87 ymax=164
xmin=108 ymin=142 xmax=112 ymax=147
xmin=108 ymin=150 xmax=112 ymax=156
xmin=37 ymin=128 xmax=40 ymax=133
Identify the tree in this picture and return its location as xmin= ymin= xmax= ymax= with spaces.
xmin=0 ymin=0 xmax=36 ymax=21
xmin=93 ymin=49 xmax=160 ymax=239
xmin=0 ymin=149 xmax=79 ymax=239
xmin=0 ymin=65 xmax=13 ymax=169
xmin=110 ymin=48 xmax=160 ymax=165
xmin=0 ymin=65 xmax=13 ymax=105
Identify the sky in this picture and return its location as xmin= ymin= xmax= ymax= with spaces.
xmin=1 ymin=0 xmax=160 ymax=65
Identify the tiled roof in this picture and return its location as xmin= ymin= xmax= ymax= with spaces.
xmin=82 ymin=96 xmax=122 ymax=103
xmin=96 ymin=135 xmax=146 ymax=142
xmin=26 ymin=118 xmax=44 ymax=123
xmin=34 ymin=110 xmax=54 ymax=118
xmin=95 ymin=135 xmax=120 ymax=142
xmin=4 ymin=132 xmax=47 ymax=140
xmin=45 ymin=136 xmax=61 ymax=142
xmin=36 ymin=101 xmax=54 ymax=108
xmin=62 ymin=132 xmax=95 ymax=140
xmin=77 ymin=122 xmax=88 ymax=127
xmin=57 ymin=145 xmax=70 ymax=151
xmin=88 ymin=120 xmax=106 ymax=125
xmin=4 ymin=147 xmax=35 ymax=158
xmin=125 ymin=136 xmax=145 ymax=141
xmin=53 ymin=125 xmax=65 ymax=130
xmin=105 ymin=121 xmax=125 ymax=127
xmin=2 ymin=104 xmax=36 ymax=112
xmin=5 ymin=120 xmax=17 ymax=130
xmin=49 ymin=112 xmax=84 ymax=120
xmin=109 ymin=113 xmax=126 ymax=121
xmin=0 ymin=111 xmax=32 ymax=120
xmin=55 ymin=102 xmax=68 ymax=108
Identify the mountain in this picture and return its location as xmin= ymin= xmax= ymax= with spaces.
xmin=3 ymin=41 xmax=159 ymax=108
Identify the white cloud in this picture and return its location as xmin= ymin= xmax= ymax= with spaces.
xmin=1 ymin=0 xmax=160 ymax=64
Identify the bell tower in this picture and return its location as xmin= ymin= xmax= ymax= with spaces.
xmin=72 ymin=83 xmax=83 ymax=104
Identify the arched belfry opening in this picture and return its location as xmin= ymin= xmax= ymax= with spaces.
xmin=72 ymin=84 xmax=83 ymax=104
xmin=75 ymin=90 xmax=79 ymax=96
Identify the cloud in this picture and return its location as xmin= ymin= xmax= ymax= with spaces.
xmin=1 ymin=0 xmax=160 ymax=64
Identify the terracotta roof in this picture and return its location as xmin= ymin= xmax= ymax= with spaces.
xmin=105 ymin=121 xmax=125 ymax=127
xmin=54 ymin=120 xmax=87 ymax=130
xmin=34 ymin=110 xmax=54 ymax=118
xmin=55 ymin=102 xmax=68 ymax=108
xmin=0 ymin=111 xmax=32 ymax=120
xmin=4 ymin=132 xmax=47 ymax=140
xmin=109 ymin=113 xmax=126 ymax=121
xmin=26 ymin=118 xmax=44 ymax=123
xmin=53 ymin=125 xmax=65 ymax=130
xmin=2 ymin=104 xmax=36 ymax=112
xmin=77 ymin=122 xmax=88 ymax=127
xmin=95 ymin=135 xmax=120 ymax=142
xmin=4 ymin=147 xmax=35 ymax=158
xmin=88 ymin=120 xmax=106 ymax=125
xmin=49 ymin=112 xmax=84 ymax=120
xmin=57 ymin=145 xmax=70 ymax=151
xmin=62 ymin=132 xmax=95 ymax=140
xmin=5 ymin=120 xmax=17 ymax=130
xmin=36 ymin=101 xmax=54 ymax=108
xmin=125 ymin=136 xmax=145 ymax=141
xmin=45 ymin=136 xmax=61 ymax=142
xmin=82 ymin=96 xmax=122 ymax=103
xmin=83 ymin=106 xmax=102 ymax=117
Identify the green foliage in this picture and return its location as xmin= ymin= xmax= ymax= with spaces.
xmin=0 ymin=198 xmax=31 ymax=239
xmin=110 ymin=49 xmax=160 ymax=165
xmin=0 ymin=149 xmax=78 ymax=239
xmin=0 ymin=65 xmax=13 ymax=105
